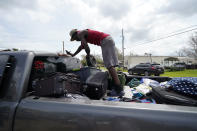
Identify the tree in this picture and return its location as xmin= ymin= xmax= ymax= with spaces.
xmin=93 ymin=54 xmax=104 ymax=66
xmin=187 ymin=32 xmax=197 ymax=59
xmin=175 ymin=49 xmax=186 ymax=57
xmin=12 ymin=48 xmax=19 ymax=51
xmin=115 ymin=47 xmax=123 ymax=62
xmin=181 ymin=32 xmax=197 ymax=59
xmin=80 ymin=55 xmax=87 ymax=66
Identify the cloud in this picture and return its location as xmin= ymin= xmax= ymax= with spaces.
xmin=97 ymin=0 xmax=131 ymax=20
xmin=0 ymin=0 xmax=37 ymax=10
xmin=160 ymin=0 xmax=197 ymax=17
xmin=0 ymin=0 xmax=87 ymax=55
xmin=26 ymin=10 xmax=52 ymax=24
xmin=127 ymin=27 xmax=151 ymax=43
xmin=0 ymin=0 xmax=197 ymax=58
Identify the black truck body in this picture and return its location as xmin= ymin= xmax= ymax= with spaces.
xmin=0 ymin=51 xmax=197 ymax=131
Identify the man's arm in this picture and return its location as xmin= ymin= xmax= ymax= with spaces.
xmin=67 ymin=29 xmax=90 ymax=57
xmin=78 ymin=30 xmax=90 ymax=56
xmin=66 ymin=45 xmax=83 ymax=57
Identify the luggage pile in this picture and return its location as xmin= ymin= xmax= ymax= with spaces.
xmin=151 ymin=77 xmax=197 ymax=106
xmin=30 ymin=56 xmax=197 ymax=106
xmin=32 ymin=73 xmax=84 ymax=97
xmin=31 ymin=57 xmax=109 ymax=100
xmin=32 ymin=68 xmax=109 ymax=100
xmin=106 ymin=77 xmax=197 ymax=106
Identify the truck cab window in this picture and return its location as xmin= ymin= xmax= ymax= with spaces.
xmin=0 ymin=55 xmax=15 ymax=98
xmin=27 ymin=56 xmax=58 ymax=94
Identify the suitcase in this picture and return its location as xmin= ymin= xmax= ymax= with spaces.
xmin=71 ymin=67 xmax=101 ymax=82
xmin=85 ymin=71 xmax=109 ymax=100
xmin=151 ymin=86 xmax=197 ymax=106
xmin=32 ymin=73 xmax=83 ymax=97
xmin=63 ymin=73 xmax=84 ymax=94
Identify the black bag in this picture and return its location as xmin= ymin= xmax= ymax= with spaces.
xmin=151 ymin=86 xmax=197 ymax=106
xmin=71 ymin=67 xmax=101 ymax=82
xmin=85 ymin=72 xmax=109 ymax=100
xmin=86 ymin=55 xmax=96 ymax=67
xmin=32 ymin=73 xmax=83 ymax=97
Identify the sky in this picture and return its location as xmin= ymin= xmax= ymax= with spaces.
xmin=0 ymin=0 xmax=197 ymax=59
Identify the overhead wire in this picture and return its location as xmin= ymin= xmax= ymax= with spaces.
xmin=132 ymin=27 xmax=197 ymax=47
xmin=124 ymin=25 xmax=197 ymax=55
xmin=131 ymin=25 xmax=197 ymax=45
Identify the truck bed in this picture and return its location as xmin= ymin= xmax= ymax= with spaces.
xmin=1 ymin=51 xmax=197 ymax=131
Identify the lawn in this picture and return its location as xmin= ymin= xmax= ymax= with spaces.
xmin=98 ymin=66 xmax=128 ymax=72
xmin=160 ymin=69 xmax=197 ymax=77
xmin=98 ymin=67 xmax=197 ymax=77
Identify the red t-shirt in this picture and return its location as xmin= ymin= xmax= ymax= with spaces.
xmin=85 ymin=29 xmax=109 ymax=46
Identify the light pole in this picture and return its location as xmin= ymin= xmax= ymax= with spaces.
xmin=145 ymin=53 xmax=152 ymax=63
xmin=122 ymin=28 xmax=124 ymax=67
xmin=62 ymin=41 xmax=64 ymax=54
xmin=150 ymin=53 xmax=152 ymax=63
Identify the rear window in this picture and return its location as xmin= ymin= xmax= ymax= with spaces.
xmin=0 ymin=55 xmax=10 ymax=87
xmin=137 ymin=64 xmax=150 ymax=67
xmin=0 ymin=55 xmax=15 ymax=98
xmin=136 ymin=64 xmax=143 ymax=67
xmin=174 ymin=63 xmax=185 ymax=65
xmin=152 ymin=64 xmax=160 ymax=66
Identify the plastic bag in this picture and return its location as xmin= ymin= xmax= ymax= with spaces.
xmin=135 ymin=84 xmax=152 ymax=95
xmin=123 ymin=86 xmax=133 ymax=98
xmin=140 ymin=78 xmax=159 ymax=87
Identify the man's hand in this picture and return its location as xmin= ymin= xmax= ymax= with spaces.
xmin=66 ymin=50 xmax=74 ymax=57
xmin=57 ymin=53 xmax=69 ymax=56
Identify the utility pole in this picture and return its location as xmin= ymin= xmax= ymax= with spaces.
xmin=150 ymin=53 xmax=152 ymax=63
xmin=62 ymin=41 xmax=64 ymax=54
xmin=122 ymin=28 xmax=124 ymax=67
xmin=145 ymin=53 xmax=152 ymax=63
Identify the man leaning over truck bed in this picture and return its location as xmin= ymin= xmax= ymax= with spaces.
xmin=66 ymin=29 xmax=124 ymax=97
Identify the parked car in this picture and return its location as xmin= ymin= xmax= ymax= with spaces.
xmin=128 ymin=63 xmax=164 ymax=76
xmin=173 ymin=62 xmax=186 ymax=68
xmin=171 ymin=62 xmax=186 ymax=71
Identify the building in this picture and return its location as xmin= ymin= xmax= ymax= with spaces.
xmin=124 ymin=55 xmax=197 ymax=68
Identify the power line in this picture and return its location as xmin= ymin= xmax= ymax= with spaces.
xmin=134 ymin=27 xmax=197 ymax=47
xmin=166 ymin=25 xmax=197 ymax=34
xmin=132 ymin=25 xmax=197 ymax=45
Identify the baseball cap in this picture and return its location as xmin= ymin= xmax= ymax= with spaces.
xmin=69 ymin=29 xmax=77 ymax=41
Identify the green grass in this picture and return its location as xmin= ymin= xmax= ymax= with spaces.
xmin=98 ymin=67 xmax=197 ymax=77
xmin=160 ymin=69 xmax=197 ymax=77
xmin=98 ymin=66 xmax=107 ymax=71
xmin=98 ymin=66 xmax=128 ymax=72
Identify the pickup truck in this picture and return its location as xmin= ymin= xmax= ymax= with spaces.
xmin=0 ymin=51 xmax=197 ymax=131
